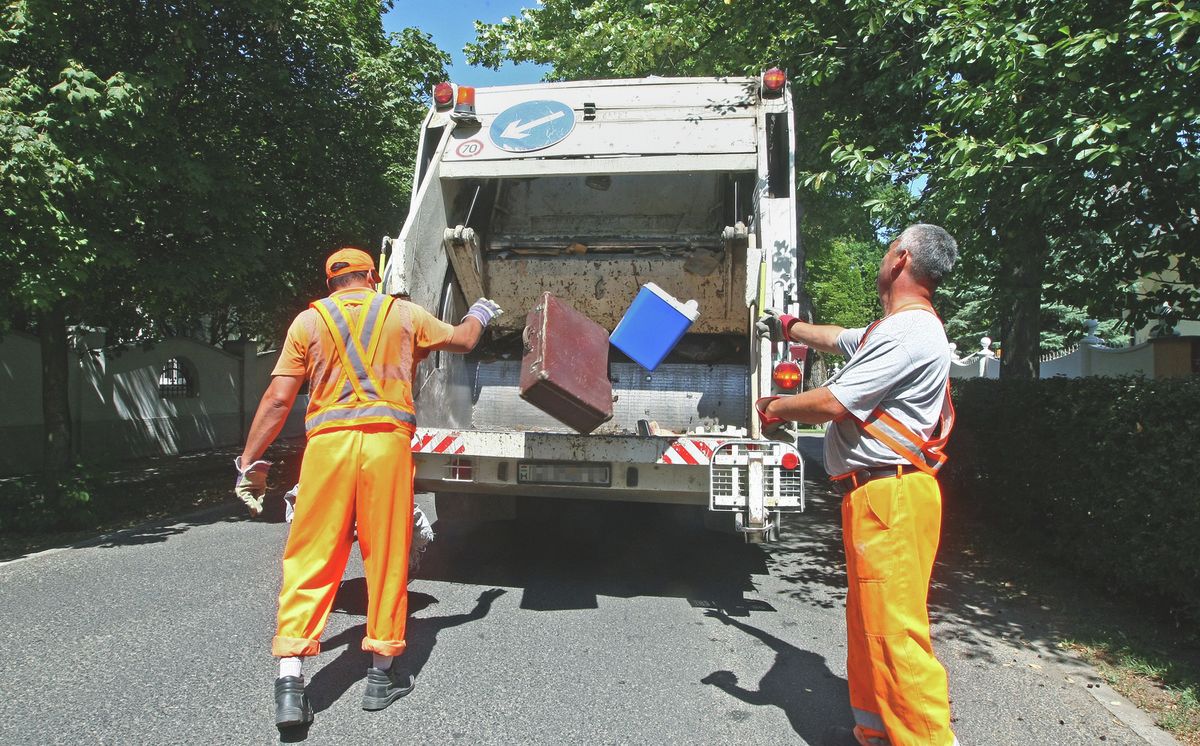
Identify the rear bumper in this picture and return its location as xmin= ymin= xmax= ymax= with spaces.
xmin=411 ymin=428 xmax=803 ymax=510
xmin=415 ymin=455 xmax=710 ymax=505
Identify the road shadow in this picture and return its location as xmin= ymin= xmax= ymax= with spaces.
xmin=778 ymin=435 xmax=1142 ymax=677
xmin=701 ymin=609 xmax=853 ymax=742
xmin=301 ymin=587 xmax=505 ymax=719
xmin=331 ymin=578 xmax=438 ymax=617
xmin=420 ymin=497 xmax=774 ymax=615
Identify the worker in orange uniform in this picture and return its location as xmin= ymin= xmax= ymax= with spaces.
xmin=233 ymin=247 xmax=502 ymax=729
xmin=755 ymin=224 xmax=960 ymax=746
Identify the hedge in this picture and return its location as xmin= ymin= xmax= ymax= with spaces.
xmin=943 ymin=376 xmax=1200 ymax=627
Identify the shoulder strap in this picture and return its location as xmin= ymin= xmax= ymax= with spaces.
xmin=311 ymin=293 xmax=390 ymax=402
xmin=858 ymin=382 xmax=954 ymax=475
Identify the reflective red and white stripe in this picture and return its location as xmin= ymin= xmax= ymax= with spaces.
xmin=411 ymin=431 xmax=466 ymax=455
xmin=659 ymin=439 xmax=724 ymax=465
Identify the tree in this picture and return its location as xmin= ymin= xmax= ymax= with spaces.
xmin=807 ymin=238 xmax=883 ymax=329
xmin=1 ymin=1 xmax=447 ymax=487
xmin=468 ymin=0 xmax=1200 ymax=378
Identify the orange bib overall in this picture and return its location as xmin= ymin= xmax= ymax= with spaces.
xmin=272 ymin=291 xmax=418 ymax=658
xmin=832 ymin=309 xmax=958 ymax=746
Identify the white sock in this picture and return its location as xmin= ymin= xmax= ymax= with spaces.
xmin=372 ymin=653 xmax=393 ymax=670
xmin=279 ymin=657 xmax=303 ymax=680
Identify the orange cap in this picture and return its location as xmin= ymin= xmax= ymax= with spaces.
xmin=325 ymin=247 xmax=375 ymax=279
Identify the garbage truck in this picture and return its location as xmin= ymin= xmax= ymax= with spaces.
xmin=380 ymin=71 xmax=807 ymax=541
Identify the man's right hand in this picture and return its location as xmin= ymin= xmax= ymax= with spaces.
xmin=756 ymin=310 xmax=799 ymax=343
xmin=234 ymin=457 xmax=272 ymax=518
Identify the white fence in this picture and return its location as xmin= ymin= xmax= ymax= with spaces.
xmin=949 ymin=321 xmax=1198 ymax=380
xmin=0 ymin=331 xmax=306 ymax=477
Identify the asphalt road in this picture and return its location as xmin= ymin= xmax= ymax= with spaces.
xmin=0 ymin=447 xmax=1177 ymax=745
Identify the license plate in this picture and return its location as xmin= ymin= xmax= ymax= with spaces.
xmin=517 ymin=462 xmax=611 ymax=487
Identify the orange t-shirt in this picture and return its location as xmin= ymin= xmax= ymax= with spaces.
xmin=272 ymin=289 xmax=454 ymax=419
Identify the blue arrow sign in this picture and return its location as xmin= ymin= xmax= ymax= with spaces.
xmin=489 ymin=100 xmax=576 ymax=153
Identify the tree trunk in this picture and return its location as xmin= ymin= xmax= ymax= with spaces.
xmin=39 ymin=301 xmax=73 ymax=484
xmin=998 ymin=219 xmax=1045 ymax=379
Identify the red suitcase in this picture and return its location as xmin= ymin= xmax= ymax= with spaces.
xmin=520 ymin=292 xmax=614 ymax=434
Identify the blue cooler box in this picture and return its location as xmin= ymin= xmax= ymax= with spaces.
xmin=609 ymin=282 xmax=700 ymax=371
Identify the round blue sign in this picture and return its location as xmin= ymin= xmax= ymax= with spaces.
xmin=489 ymin=100 xmax=576 ymax=153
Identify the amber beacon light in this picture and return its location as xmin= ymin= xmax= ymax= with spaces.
xmin=452 ymin=86 xmax=478 ymax=122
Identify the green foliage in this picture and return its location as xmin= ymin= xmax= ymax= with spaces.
xmin=2 ymin=0 xmax=448 ymax=479
xmin=806 ymin=237 xmax=882 ymax=329
xmin=0 ymin=469 xmax=95 ymax=533
xmin=1 ymin=0 xmax=449 ymax=343
xmin=468 ymin=0 xmax=1200 ymax=373
xmin=944 ymin=376 xmax=1200 ymax=627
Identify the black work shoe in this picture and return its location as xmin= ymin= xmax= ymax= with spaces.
xmin=274 ymin=676 xmax=313 ymax=729
xmin=822 ymin=726 xmax=863 ymax=746
xmin=361 ymin=662 xmax=416 ymax=711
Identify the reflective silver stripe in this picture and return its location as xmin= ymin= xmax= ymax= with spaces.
xmin=358 ymin=293 xmax=387 ymax=354
xmin=852 ymin=707 xmax=888 ymax=736
xmin=349 ymin=295 xmax=389 ymax=396
xmin=863 ymin=415 xmax=937 ymax=470
xmin=305 ymin=403 xmax=416 ymax=432
xmin=315 ymin=298 xmax=379 ymax=399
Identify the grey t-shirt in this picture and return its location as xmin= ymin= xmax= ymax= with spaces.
xmin=822 ymin=309 xmax=951 ymax=476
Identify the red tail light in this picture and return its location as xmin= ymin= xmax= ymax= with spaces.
xmin=781 ymin=452 xmax=800 ymax=470
xmin=433 ymin=82 xmax=453 ymax=108
xmin=772 ymin=361 xmax=802 ymax=390
xmin=762 ymin=67 xmax=786 ymax=96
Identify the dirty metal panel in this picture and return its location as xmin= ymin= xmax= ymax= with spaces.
xmin=472 ymin=361 xmax=748 ymax=433
xmin=482 ymin=253 xmax=743 ymax=335
xmin=488 ymin=173 xmax=725 ymax=239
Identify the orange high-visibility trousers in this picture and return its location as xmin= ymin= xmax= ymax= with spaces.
xmin=272 ymin=424 xmax=414 ymax=658
xmin=841 ymin=471 xmax=956 ymax=746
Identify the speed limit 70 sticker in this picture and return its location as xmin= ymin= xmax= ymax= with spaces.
xmin=455 ymin=139 xmax=484 ymax=158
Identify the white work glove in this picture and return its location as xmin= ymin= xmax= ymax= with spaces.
xmin=755 ymin=309 xmax=800 ymax=343
xmin=283 ymin=483 xmax=299 ymax=523
xmin=463 ymin=298 xmax=504 ymax=328
xmin=233 ymin=456 xmax=272 ymax=518
xmin=410 ymin=504 xmax=436 ymax=574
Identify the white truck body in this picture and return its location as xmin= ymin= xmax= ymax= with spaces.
xmin=382 ymin=76 xmax=806 ymax=539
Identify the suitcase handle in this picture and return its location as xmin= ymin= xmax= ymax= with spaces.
xmin=523 ymin=323 xmax=543 ymax=369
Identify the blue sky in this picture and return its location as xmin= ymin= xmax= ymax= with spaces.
xmin=384 ymin=0 xmax=549 ymax=87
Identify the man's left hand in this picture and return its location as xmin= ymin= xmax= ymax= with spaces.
xmin=464 ymin=298 xmax=504 ymax=328
xmin=756 ymin=309 xmax=799 ymax=343
xmin=755 ymin=396 xmax=787 ymax=434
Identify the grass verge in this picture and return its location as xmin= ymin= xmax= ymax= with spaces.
xmin=1063 ymin=637 xmax=1200 ymax=745
xmin=943 ymin=500 xmax=1200 ymax=745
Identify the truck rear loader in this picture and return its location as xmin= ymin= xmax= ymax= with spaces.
xmin=381 ymin=71 xmax=807 ymax=541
